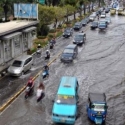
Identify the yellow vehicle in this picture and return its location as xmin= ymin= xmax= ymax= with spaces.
xmin=110 ymin=9 xmax=116 ymax=15
xmin=117 ymin=8 xmax=124 ymax=15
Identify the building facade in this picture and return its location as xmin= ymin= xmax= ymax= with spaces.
xmin=0 ymin=21 xmax=38 ymax=73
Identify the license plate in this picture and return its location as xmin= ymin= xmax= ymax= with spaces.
xmin=60 ymin=119 xmax=65 ymax=122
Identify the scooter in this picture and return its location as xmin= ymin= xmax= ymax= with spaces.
xmin=37 ymin=92 xmax=45 ymax=102
xmin=24 ymin=86 xmax=34 ymax=99
xmin=50 ymin=43 xmax=54 ymax=49
xmin=45 ymin=54 xmax=50 ymax=60
xmin=42 ymin=70 xmax=49 ymax=79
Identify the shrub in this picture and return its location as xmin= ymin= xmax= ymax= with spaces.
xmin=49 ymin=29 xmax=56 ymax=33
xmin=76 ymin=17 xmax=80 ymax=21
xmin=62 ymin=24 xmax=67 ymax=28
xmin=65 ymin=21 xmax=71 ymax=24
xmin=37 ymin=36 xmax=46 ymax=39
xmin=56 ymin=31 xmax=63 ymax=38
xmin=48 ymin=34 xmax=54 ymax=39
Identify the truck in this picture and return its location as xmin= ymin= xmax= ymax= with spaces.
xmin=110 ymin=8 xmax=116 ymax=15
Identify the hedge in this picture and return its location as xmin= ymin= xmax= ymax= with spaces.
xmin=37 ymin=36 xmax=46 ymax=39
xmin=49 ymin=29 xmax=56 ymax=33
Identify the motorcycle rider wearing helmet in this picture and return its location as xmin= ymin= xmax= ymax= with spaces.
xmin=46 ymin=50 xmax=50 ymax=58
xmin=43 ymin=64 xmax=49 ymax=76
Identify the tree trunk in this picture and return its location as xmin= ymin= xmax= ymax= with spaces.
xmin=84 ymin=6 xmax=86 ymax=15
xmin=74 ymin=11 xmax=76 ymax=20
xmin=89 ymin=5 xmax=90 ymax=12
xmin=99 ymin=0 xmax=101 ymax=7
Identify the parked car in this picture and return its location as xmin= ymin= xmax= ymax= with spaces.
xmin=100 ymin=12 xmax=106 ymax=18
xmin=105 ymin=17 xmax=111 ymax=24
xmin=63 ymin=28 xmax=73 ymax=38
xmin=98 ymin=21 xmax=107 ymax=30
xmin=87 ymin=93 xmax=108 ymax=125
xmin=73 ymin=22 xmax=82 ymax=30
xmin=73 ymin=32 xmax=86 ymax=45
xmin=8 ymin=55 xmax=33 ymax=76
xmin=81 ymin=19 xmax=87 ymax=26
xmin=85 ymin=17 xmax=90 ymax=23
xmin=60 ymin=44 xmax=78 ymax=63
xmin=52 ymin=76 xmax=79 ymax=124
xmin=90 ymin=21 xmax=98 ymax=29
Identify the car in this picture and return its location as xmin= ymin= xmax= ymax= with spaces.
xmin=90 ymin=21 xmax=98 ymax=29
xmin=73 ymin=22 xmax=82 ymax=30
xmin=87 ymin=93 xmax=108 ymax=125
xmin=73 ymin=32 xmax=86 ymax=45
xmin=85 ymin=17 xmax=90 ymax=23
xmin=7 ymin=55 xmax=33 ymax=76
xmin=110 ymin=8 xmax=116 ymax=15
xmin=105 ymin=17 xmax=111 ymax=23
xmin=100 ymin=12 xmax=106 ymax=18
xmin=117 ymin=8 xmax=124 ymax=15
xmin=60 ymin=44 xmax=78 ymax=63
xmin=98 ymin=22 xmax=107 ymax=30
xmin=63 ymin=28 xmax=73 ymax=38
xmin=105 ymin=8 xmax=110 ymax=13
xmin=96 ymin=11 xmax=100 ymax=16
xmin=81 ymin=19 xmax=87 ymax=26
xmin=52 ymin=76 xmax=79 ymax=125
xmin=89 ymin=15 xmax=95 ymax=21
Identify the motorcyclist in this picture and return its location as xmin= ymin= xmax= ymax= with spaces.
xmin=43 ymin=64 xmax=49 ymax=76
xmin=50 ymin=38 xmax=56 ymax=45
xmin=45 ymin=50 xmax=50 ymax=58
xmin=26 ymin=77 xmax=34 ymax=93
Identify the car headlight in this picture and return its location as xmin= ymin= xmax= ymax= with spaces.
xmin=68 ymin=33 xmax=70 ymax=35
xmin=14 ymin=69 xmax=21 ymax=73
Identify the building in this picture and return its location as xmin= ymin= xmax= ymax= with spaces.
xmin=0 ymin=20 xmax=38 ymax=74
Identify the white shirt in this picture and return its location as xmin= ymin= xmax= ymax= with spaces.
xmin=37 ymin=89 xmax=43 ymax=98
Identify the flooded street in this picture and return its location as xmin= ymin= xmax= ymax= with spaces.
xmin=0 ymin=13 xmax=125 ymax=125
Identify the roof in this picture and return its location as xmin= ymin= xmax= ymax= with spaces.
xmin=1 ymin=32 xmax=22 ymax=40
xmin=0 ymin=20 xmax=38 ymax=37
xmin=89 ymin=93 xmax=106 ymax=103
xmin=23 ymin=26 xmax=36 ymax=33
xmin=65 ymin=44 xmax=77 ymax=49
xmin=15 ymin=55 xmax=32 ymax=61
xmin=57 ymin=76 xmax=77 ymax=96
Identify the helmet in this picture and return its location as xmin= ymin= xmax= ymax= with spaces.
xmin=46 ymin=50 xmax=49 ymax=52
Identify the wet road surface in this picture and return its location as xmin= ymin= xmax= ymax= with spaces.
xmin=1 ymin=13 xmax=125 ymax=125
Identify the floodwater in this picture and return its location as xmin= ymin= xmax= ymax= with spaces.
xmin=0 ymin=13 xmax=125 ymax=125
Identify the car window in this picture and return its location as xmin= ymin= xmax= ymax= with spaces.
xmin=63 ymin=49 xmax=74 ymax=54
xmin=55 ymin=95 xmax=76 ymax=104
xmin=75 ymin=35 xmax=83 ymax=39
xmin=64 ymin=29 xmax=71 ymax=33
xmin=12 ymin=60 xmax=23 ymax=67
xmin=24 ymin=59 xmax=29 ymax=65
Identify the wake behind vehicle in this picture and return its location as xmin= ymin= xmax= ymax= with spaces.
xmin=63 ymin=28 xmax=73 ymax=38
xmin=87 ymin=93 xmax=108 ymax=125
xmin=52 ymin=76 xmax=79 ymax=124
xmin=73 ymin=32 xmax=86 ymax=45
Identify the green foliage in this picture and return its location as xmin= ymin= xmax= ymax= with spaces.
xmin=56 ymin=31 xmax=63 ymax=38
xmin=48 ymin=34 xmax=54 ymax=38
xmin=49 ymin=29 xmax=56 ymax=33
xmin=37 ymin=36 xmax=46 ymax=39
xmin=62 ymin=24 xmax=67 ymax=28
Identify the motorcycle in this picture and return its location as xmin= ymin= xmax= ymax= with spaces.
xmin=24 ymin=86 xmax=33 ymax=99
xmin=45 ymin=54 xmax=50 ymax=60
xmin=37 ymin=91 xmax=45 ymax=102
xmin=42 ymin=70 xmax=49 ymax=79
xmin=50 ymin=42 xmax=54 ymax=49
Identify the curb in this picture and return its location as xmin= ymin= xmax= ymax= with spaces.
xmin=0 ymin=51 xmax=62 ymax=113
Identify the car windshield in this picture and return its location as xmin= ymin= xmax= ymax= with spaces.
xmin=92 ymin=103 xmax=106 ymax=112
xmin=99 ymin=23 xmax=105 ymax=26
xmin=64 ymin=29 xmax=71 ymax=33
xmin=55 ymin=94 xmax=76 ymax=104
xmin=75 ymin=35 xmax=83 ymax=40
xmin=63 ymin=49 xmax=74 ymax=54
xmin=12 ymin=60 xmax=23 ymax=67
xmin=92 ymin=22 xmax=98 ymax=25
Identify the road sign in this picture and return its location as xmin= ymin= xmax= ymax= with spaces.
xmin=39 ymin=0 xmax=45 ymax=4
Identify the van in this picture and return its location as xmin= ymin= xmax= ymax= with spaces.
xmin=8 ymin=55 xmax=33 ymax=76
xmin=60 ymin=44 xmax=78 ymax=63
xmin=52 ymin=76 xmax=79 ymax=125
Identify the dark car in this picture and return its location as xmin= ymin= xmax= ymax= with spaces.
xmin=96 ymin=11 xmax=100 ymax=16
xmin=60 ymin=44 xmax=78 ymax=63
xmin=91 ymin=21 xmax=98 ymax=29
xmin=98 ymin=22 xmax=107 ymax=30
xmin=81 ymin=19 xmax=87 ymax=26
xmin=85 ymin=17 xmax=90 ymax=23
xmin=63 ymin=28 xmax=73 ymax=38
xmin=73 ymin=33 xmax=86 ymax=45
xmin=105 ymin=8 xmax=110 ymax=13
xmin=73 ymin=22 xmax=82 ymax=30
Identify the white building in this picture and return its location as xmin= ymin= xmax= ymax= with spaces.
xmin=0 ymin=20 xmax=38 ymax=73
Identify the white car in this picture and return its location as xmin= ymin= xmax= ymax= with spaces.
xmin=100 ymin=12 xmax=106 ymax=18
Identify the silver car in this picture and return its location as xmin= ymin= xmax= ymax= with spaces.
xmin=8 ymin=55 xmax=33 ymax=76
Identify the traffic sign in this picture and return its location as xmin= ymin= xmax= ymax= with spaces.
xmin=39 ymin=0 xmax=45 ymax=4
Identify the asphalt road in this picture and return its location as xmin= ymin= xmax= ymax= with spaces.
xmin=1 ymin=12 xmax=125 ymax=125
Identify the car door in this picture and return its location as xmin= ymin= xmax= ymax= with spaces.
xmin=23 ymin=59 xmax=29 ymax=72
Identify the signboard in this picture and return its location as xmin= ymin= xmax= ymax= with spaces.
xmin=14 ymin=3 xmax=38 ymax=19
xmin=39 ymin=0 xmax=45 ymax=4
